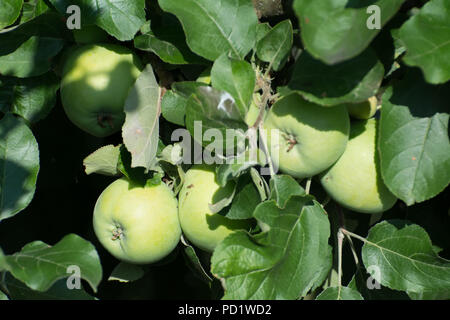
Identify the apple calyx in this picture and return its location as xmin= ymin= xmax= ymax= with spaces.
xmin=111 ymin=226 xmax=124 ymax=241
xmin=97 ymin=113 xmax=115 ymax=129
xmin=281 ymin=132 xmax=298 ymax=152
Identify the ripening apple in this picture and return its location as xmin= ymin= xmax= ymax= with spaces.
xmin=263 ymin=93 xmax=350 ymax=179
xmin=93 ymin=178 xmax=181 ymax=264
xmin=347 ymin=96 xmax=378 ymax=120
xmin=320 ymin=118 xmax=397 ymax=214
xmin=60 ymin=44 xmax=143 ymax=137
xmin=178 ymin=165 xmax=252 ymax=252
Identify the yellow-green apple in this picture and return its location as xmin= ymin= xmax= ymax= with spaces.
xmin=263 ymin=93 xmax=350 ymax=179
xmin=93 ymin=178 xmax=181 ymax=264
xmin=61 ymin=44 xmax=143 ymax=137
xmin=320 ymin=118 xmax=397 ymax=214
xmin=178 ymin=165 xmax=252 ymax=252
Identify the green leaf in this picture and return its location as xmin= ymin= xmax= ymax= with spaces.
xmin=158 ymin=0 xmax=258 ymax=61
xmin=49 ymin=0 xmax=146 ymax=41
xmin=134 ymin=17 xmax=204 ymax=65
xmin=215 ymin=148 xmax=261 ymax=187
xmin=223 ymin=174 xmax=262 ymax=220
xmin=250 ymin=167 xmax=269 ymax=201
xmin=361 ymin=220 xmax=450 ymax=298
xmin=117 ymin=145 xmax=147 ymax=186
xmin=4 ymin=234 xmax=102 ymax=292
xmin=256 ymin=19 xmax=293 ymax=71
xmin=255 ymin=22 xmax=271 ymax=44
xmin=316 ymin=286 xmax=363 ymax=300
xmin=180 ymin=235 xmax=213 ymax=284
xmin=135 ymin=31 xmax=190 ymax=65
xmin=397 ymin=0 xmax=450 ymax=84
xmin=161 ymin=90 xmax=186 ymax=126
xmin=293 ymin=0 xmax=405 ymax=64
xmin=19 ymin=0 xmax=49 ymax=23
xmin=269 ymin=175 xmax=306 ymax=209
xmin=0 ymin=36 xmax=64 ymax=78
xmin=0 ymin=114 xmax=39 ymax=221
xmin=122 ymin=64 xmax=161 ymax=171
xmin=0 ymin=0 xmax=23 ymax=29
xmin=108 ymin=262 xmax=145 ymax=283
xmin=4 ymin=275 xmax=96 ymax=300
xmin=162 ymin=82 xmax=209 ymax=126
xmin=285 ymin=48 xmax=384 ymax=106
xmin=83 ymin=144 xmax=121 ymax=176
xmin=211 ymin=53 xmax=256 ymax=117
xmin=0 ymin=72 xmax=59 ymax=123
xmin=211 ymin=196 xmax=332 ymax=299
xmin=379 ymin=69 xmax=450 ymax=205
xmin=185 ymin=86 xmax=248 ymax=155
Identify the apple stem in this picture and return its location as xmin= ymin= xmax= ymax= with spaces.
xmin=305 ymin=178 xmax=312 ymax=194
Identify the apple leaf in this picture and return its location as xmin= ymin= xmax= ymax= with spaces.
xmin=135 ymin=31 xmax=189 ymax=65
xmin=161 ymin=90 xmax=187 ymax=126
xmin=4 ymin=234 xmax=103 ymax=293
xmin=20 ymin=0 xmax=49 ymax=23
xmin=134 ymin=16 xmax=204 ymax=65
xmin=379 ymin=69 xmax=450 ymax=205
xmin=293 ymin=0 xmax=405 ymax=65
xmin=180 ymin=235 xmax=213 ymax=284
xmin=316 ymin=286 xmax=363 ymax=300
xmin=83 ymin=144 xmax=121 ymax=176
xmin=285 ymin=48 xmax=384 ymax=106
xmin=49 ymin=0 xmax=146 ymax=41
xmin=4 ymin=275 xmax=96 ymax=300
xmin=122 ymin=64 xmax=161 ymax=171
xmin=161 ymin=81 xmax=209 ymax=126
xmin=185 ymin=86 xmax=248 ymax=155
xmin=0 ymin=72 xmax=59 ymax=123
xmin=222 ymin=174 xmax=262 ymax=220
xmin=158 ymin=0 xmax=258 ymax=61
xmin=256 ymin=19 xmax=293 ymax=72
xmin=0 ymin=0 xmax=23 ymax=30
xmin=211 ymin=53 xmax=256 ymax=117
xmin=0 ymin=36 xmax=64 ymax=78
xmin=211 ymin=196 xmax=332 ymax=299
xmin=255 ymin=22 xmax=271 ymax=45
xmin=397 ymin=0 xmax=450 ymax=84
xmin=361 ymin=220 xmax=450 ymax=298
xmin=250 ymin=167 xmax=270 ymax=202
xmin=269 ymin=175 xmax=306 ymax=209
xmin=0 ymin=114 xmax=39 ymax=222
xmin=108 ymin=263 xmax=145 ymax=283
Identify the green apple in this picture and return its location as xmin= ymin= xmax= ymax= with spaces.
xmin=320 ymin=118 xmax=397 ymax=214
xmin=347 ymin=96 xmax=378 ymax=120
xmin=263 ymin=93 xmax=350 ymax=179
xmin=60 ymin=44 xmax=143 ymax=137
xmin=178 ymin=165 xmax=252 ymax=252
xmin=93 ymin=178 xmax=181 ymax=264
xmin=73 ymin=25 xmax=109 ymax=44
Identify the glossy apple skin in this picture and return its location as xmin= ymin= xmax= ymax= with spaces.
xmin=60 ymin=44 xmax=143 ymax=137
xmin=263 ymin=93 xmax=350 ymax=179
xmin=178 ymin=165 xmax=252 ymax=252
xmin=320 ymin=119 xmax=397 ymax=214
xmin=93 ymin=178 xmax=181 ymax=264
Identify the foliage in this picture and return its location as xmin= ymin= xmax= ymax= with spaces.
xmin=0 ymin=0 xmax=448 ymax=300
